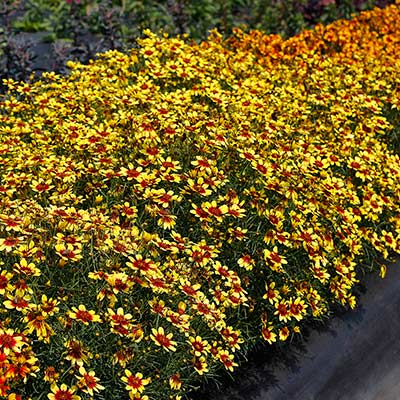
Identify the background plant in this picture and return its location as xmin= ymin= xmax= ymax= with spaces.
xmin=0 ymin=0 xmax=396 ymax=90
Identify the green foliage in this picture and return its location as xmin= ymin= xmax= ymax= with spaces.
xmin=8 ymin=0 xmax=396 ymax=43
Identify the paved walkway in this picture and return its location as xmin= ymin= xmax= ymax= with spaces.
xmin=196 ymin=257 xmax=400 ymax=400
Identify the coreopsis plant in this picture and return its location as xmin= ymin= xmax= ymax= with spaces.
xmin=0 ymin=3 xmax=400 ymax=399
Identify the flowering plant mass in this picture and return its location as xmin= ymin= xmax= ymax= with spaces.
xmin=0 ymin=3 xmax=400 ymax=399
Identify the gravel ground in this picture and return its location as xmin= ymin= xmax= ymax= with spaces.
xmin=193 ymin=256 xmax=400 ymax=400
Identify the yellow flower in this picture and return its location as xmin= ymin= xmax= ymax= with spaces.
xmin=188 ymin=335 xmax=210 ymax=357
xmin=150 ymin=327 xmax=177 ymax=352
xmin=192 ymin=355 xmax=209 ymax=375
xmin=13 ymin=258 xmax=41 ymax=277
xmin=279 ymin=326 xmax=290 ymax=341
xmin=261 ymin=325 xmax=277 ymax=344
xmin=47 ymin=384 xmax=80 ymax=400
xmin=218 ymin=349 xmax=238 ymax=371
xmin=122 ymin=370 xmax=151 ymax=394
xmin=44 ymin=366 xmax=59 ymax=383
xmin=169 ymin=373 xmax=182 ymax=390
xmin=68 ymin=304 xmax=102 ymax=325
xmin=75 ymin=366 xmax=105 ymax=396
xmin=263 ymin=246 xmax=288 ymax=272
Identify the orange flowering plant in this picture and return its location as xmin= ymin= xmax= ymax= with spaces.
xmin=0 ymin=3 xmax=400 ymax=399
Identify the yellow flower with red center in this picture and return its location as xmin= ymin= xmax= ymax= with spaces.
xmin=0 ymin=214 xmax=24 ymax=232
xmin=188 ymin=335 xmax=210 ymax=357
xmin=126 ymin=254 xmax=158 ymax=276
xmin=192 ymin=355 xmax=209 ymax=375
xmin=113 ymin=348 xmax=134 ymax=367
xmin=157 ymin=209 xmax=177 ymax=230
xmin=263 ymin=246 xmax=288 ymax=272
xmin=169 ymin=373 xmax=182 ymax=390
xmin=274 ymin=300 xmax=292 ymax=323
xmin=3 ymin=293 xmax=31 ymax=311
xmin=75 ymin=366 xmax=105 ymax=396
xmin=203 ymin=201 xmax=229 ymax=222
xmin=150 ymin=327 xmax=177 ymax=352
xmin=289 ymin=297 xmax=308 ymax=322
xmin=8 ymin=393 xmax=24 ymax=400
xmin=237 ymin=254 xmax=254 ymax=271
xmin=185 ymin=177 xmax=212 ymax=196
xmin=191 ymin=156 xmax=213 ymax=172
xmin=68 ymin=304 xmax=102 ymax=325
xmin=23 ymin=309 xmax=54 ymax=342
xmin=106 ymin=307 xmax=134 ymax=336
xmin=31 ymin=179 xmax=53 ymax=193
xmin=220 ymin=326 xmax=244 ymax=351
xmin=262 ymin=281 xmax=281 ymax=304
xmin=279 ymin=326 xmax=290 ymax=341
xmin=218 ymin=349 xmax=238 ymax=371
xmin=0 ymin=270 xmax=13 ymax=295
xmin=122 ymin=370 xmax=151 ymax=395
xmin=40 ymin=295 xmax=59 ymax=316
xmin=55 ymin=243 xmax=82 ymax=263
xmin=190 ymin=203 xmax=211 ymax=221
xmin=0 ymin=3 xmax=399 ymax=397
xmin=64 ymin=339 xmax=91 ymax=366
xmin=44 ymin=366 xmax=59 ymax=383
xmin=13 ymin=258 xmax=41 ymax=277
xmin=261 ymin=325 xmax=277 ymax=344
xmin=0 ymin=236 xmax=23 ymax=252
xmin=0 ymin=329 xmax=25 ymax=355
xmin=47 ymin=383 xmax=80 ymax=400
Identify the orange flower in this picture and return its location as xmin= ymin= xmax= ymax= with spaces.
xmin=0 ymin=378 xmax=10 ymax=397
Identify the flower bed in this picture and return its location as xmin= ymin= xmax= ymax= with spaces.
xmin=0 ymin=3 xmax=399 ymax=399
